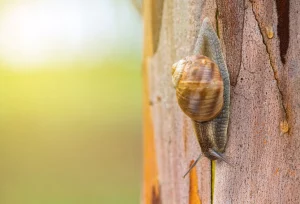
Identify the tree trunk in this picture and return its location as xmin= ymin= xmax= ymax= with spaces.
xmin=142 ymin=0 xmax=300 ymax=203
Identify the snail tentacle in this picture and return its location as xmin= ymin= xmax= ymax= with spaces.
xmin=182 ymin=153 xmax=202 ymax=178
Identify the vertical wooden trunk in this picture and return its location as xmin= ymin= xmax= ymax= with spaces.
xmin=142 ymin=0 xmax=300 ymax=203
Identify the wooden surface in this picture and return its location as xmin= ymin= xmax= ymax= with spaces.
xmin=143 ymin=0 xmax=300 ymax=203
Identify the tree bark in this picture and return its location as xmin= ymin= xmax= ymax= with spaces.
xmin=142 ymin=0 xmax=300 ymax=203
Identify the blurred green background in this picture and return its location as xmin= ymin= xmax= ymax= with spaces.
xmin=0 ymin=0 xmax=142 ymax=203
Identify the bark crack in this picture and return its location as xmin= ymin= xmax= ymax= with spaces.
xmin=250 ymin=1 xmax=288 ymax=120
xmin=215 ymin=5 xmax=219 ymax=38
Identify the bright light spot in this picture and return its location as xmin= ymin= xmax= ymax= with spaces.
xmin=0 ymin=1 xmax=85 ymax=66
xmin=0 ymin=1 xmax=142 ymax=68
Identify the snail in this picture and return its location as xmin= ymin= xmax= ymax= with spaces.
xmin=172 ymin=18 xmax=231 ymax=177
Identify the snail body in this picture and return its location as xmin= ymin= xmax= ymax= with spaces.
xmin=172 ymin=55 xmax=229 ymax=160
xmin=172 ymin=18 xmax=230 ymax=169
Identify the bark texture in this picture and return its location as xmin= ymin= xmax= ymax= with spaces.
xmin=143 ymin=0 xmax=300 ymax=203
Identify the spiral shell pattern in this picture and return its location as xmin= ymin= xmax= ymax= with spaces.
xmin=172 ymin=55 xmax=224 ymax=122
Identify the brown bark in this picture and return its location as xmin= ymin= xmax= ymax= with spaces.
xmin=143 ymin=0 xmax=300 ymax=203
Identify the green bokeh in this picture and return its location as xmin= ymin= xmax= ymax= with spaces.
xmin=0 ymin=56 xmax=142 ymax=203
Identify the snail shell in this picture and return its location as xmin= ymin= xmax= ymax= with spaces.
xmin=172 ymin=55 xmax=224 ymax=122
